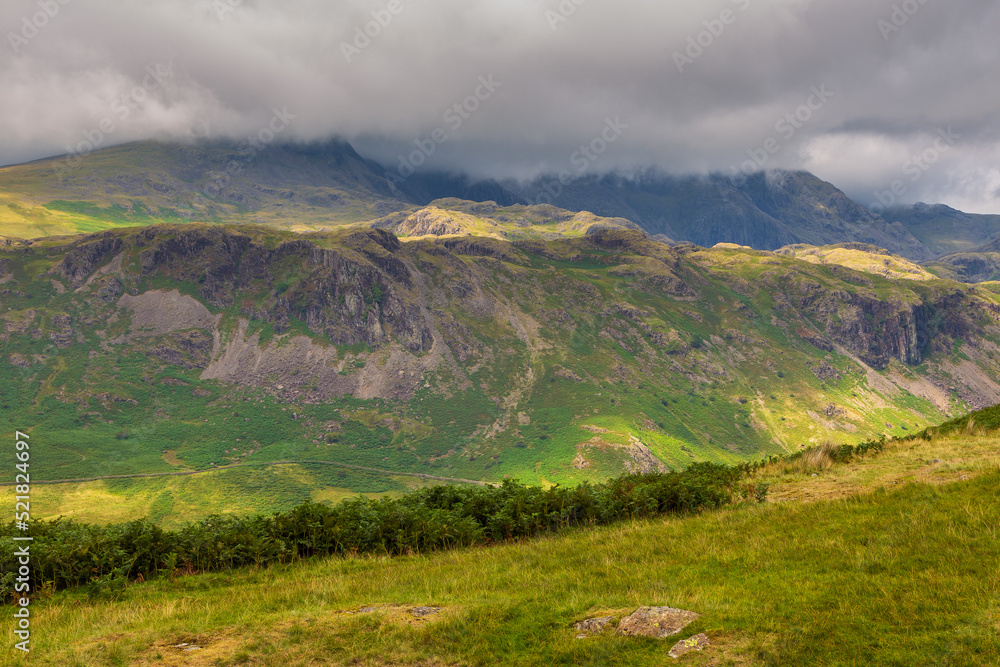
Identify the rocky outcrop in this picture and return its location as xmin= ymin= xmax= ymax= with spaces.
xmin=761 ymin=269 xmax=979 ymax=370
xmin=573 ymin=617 xmax=612 ymax=635
xmin=119 ymin=289 xmax=218 ymax=334
xmin=127 ymin=226 xmax=431 ymax=352
xmin=54 ymin=235 xmax=123 ymax=288
xmin=616 ymin=606 xmax=699 ymax=639
xmin=668 ymin=633 xmax=711 ymax=658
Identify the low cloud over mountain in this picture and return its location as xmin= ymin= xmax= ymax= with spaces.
xmin=2 ymin=0 xmax=1000 ymax=212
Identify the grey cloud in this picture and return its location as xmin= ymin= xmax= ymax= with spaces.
xmin=1 ymin=0 xmax=999 ymax=212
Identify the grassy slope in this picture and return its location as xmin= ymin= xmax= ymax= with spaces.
xmin=0 ymin=141 xmax=415 ymax=237
xmin=775 ymin=243 xmax=934 ymax=281
xmin=4 ymin=225 xmax=999 ymax=524
xmin=9 ymin=428 xmax=1000 ymax=666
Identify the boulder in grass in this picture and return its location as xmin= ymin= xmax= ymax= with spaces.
xmin=615 ymin=606 xmax=699 ymax=639
xmin=668 ymin=633 xmax=710 ymax=659
xmin=411 ymin=606 xmax=442 ymax=617
xmin=572 ymin=616 xmax=613 ymax=635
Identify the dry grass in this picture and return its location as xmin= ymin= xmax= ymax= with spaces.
xmin=14 ymin=467 xmax=1000 ymax=666
xmin=754 ymin=429 xmax=1000 ymax=504
xmin=781 ymin=440 xmax=838 ymax=474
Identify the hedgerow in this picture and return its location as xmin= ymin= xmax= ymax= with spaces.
xmin=0 ymin=463 xmax=744 ymax=600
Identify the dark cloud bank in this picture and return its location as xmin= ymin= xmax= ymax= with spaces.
xmin=2 ymin=0 xmax=999 ymax=212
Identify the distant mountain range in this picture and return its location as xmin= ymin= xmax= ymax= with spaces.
xmin=4 ymin=222 xmax=997 ymax=511
xmin=3 ymin=138 xmax=1000 ymax=272
xmin=5 ymin=138 xmax=1000 ymax=516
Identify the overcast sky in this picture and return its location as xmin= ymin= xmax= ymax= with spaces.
xmin=2 ymin=0 xmax=999 ymax=212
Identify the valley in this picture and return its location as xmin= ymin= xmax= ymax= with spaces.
xmin=3 ymin=212 xmax=1000 ymax=522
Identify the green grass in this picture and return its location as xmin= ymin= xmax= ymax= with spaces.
xmin=0 ymin=222 xmax=995 ymax=525
xmin=10 ymin=467 xmax=1000 ymax=665
xmin=30 ymin=463 xmax=418 ymax=528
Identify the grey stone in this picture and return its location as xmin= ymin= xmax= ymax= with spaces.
xmin=573 ymin=616 xmax=613 ymax=634
xmin=411 ymin=606 xmax=442 ymax=617
xmin=616 ymin=606 xmax=699 ymax=639
xmin=668 ymin=633 xmax=710 ymax=659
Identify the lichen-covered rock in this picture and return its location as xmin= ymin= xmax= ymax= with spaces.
xmin=615 ymin=606 xmax=698 ymax=639
xmin=572 ymin=616 xmax=612 ymax=635
xmin=668 ymin=632 xmax=710 ymax=658
xmin=410 ymin=606 xmax=442 ymax=617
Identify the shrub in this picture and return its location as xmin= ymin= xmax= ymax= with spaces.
xmin=0 ymin=464 xmax=749 ymax=601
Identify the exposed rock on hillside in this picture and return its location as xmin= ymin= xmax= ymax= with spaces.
xmin=4 ymin=222 xmax=1000 ymax=484
xmin=616 ymin=606 xmax=699 ymax=639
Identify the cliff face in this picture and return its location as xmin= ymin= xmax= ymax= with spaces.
xmin=119 ymin=226 xmax=432 ymax=352
xmin=6 ymin=224 xmax=1000 ymax=486
xmin=782 ymin=280 xmax=975 ymax=370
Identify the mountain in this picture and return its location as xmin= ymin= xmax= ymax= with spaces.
xmin=368 ymin=198 xmax=644 ymax=241
xmin=0 ymin=140 xmax=944 ymax=256
xmin=925 ymin=237 xmax=1000 ymax=283
xmin=498 ymin=170 xmax=930 ymax=258
xmin=390 ymin=171 xmax=524 ymax=208
xmin=11 ymin=140 xmax=1000 ymax=270
xmin=880 ymin=203 xmax=1000 ymax=258
xmin=4 ymin=221 xmax=999 ymax=523
xmin=0 ymin=139 xmax=414 ymax=237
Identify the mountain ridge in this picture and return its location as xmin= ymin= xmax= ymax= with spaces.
xmin=5 ymin=139 xmax=998 ymax=267
xmin=5 ymin=223 xmax=1000 ymax=501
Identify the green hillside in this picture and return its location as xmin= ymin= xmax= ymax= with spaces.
xmin=0 ymin=140 xmax=412 ymax=238
xmin=7 ymin=423 xmax=1000 ymax=666
xmin=3 ymin=223 xmax=1000 ymax=523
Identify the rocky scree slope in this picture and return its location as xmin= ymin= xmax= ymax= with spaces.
xmin=3 ymin=225 xmax=1000 ymax=488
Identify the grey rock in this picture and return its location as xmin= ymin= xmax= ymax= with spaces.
xmin=411 ymin=606 xmax=442 ymax=617
xmin=668 ymin=633 xmax=710 ymax=659
xmin=616 ymin=606 xmax=699 ymax=639
xmin=572 ymin=616 xmax=613 ymax=634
